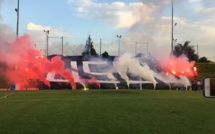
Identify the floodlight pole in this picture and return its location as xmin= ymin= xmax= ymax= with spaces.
xmin=48 ymin=36 xmax=64 ymax=55
xmin=15 ymin=0 xmax=20 ymax=38
xmin=117 ymin=35 xmax=122 ymax=56
xmin=171 ymin=0 xmax=174 ymax=54
xmin=44 ymin=30 xmax=49 ymax=57
xmin=100 ymin=38 xmax=102 ymax=55
xmin=62 ymin=36 xmax=64 ymax=55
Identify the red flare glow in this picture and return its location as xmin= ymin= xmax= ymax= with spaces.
xmin=89 ymin=77 xmax=101 ymax=89
xmin=60 ymin=70 xmax=76 ymax=89
xmin=193 ymin=66 xmax=197 ymax=71
xmin=171 ymin=70 xmax=176 ymax=75
xmin=193 ymin=66 xmax=198 ymax=76
xmin=160 ymin=55 xmax=197 ymax=77
xmin=0 ymin=35 xmax=77 ymax=89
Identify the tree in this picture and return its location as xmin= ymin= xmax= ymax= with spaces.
xmin=101 ymin=51 xmax=109 ymax=58
xmin=198 ymin=56 xmax=210 ymax=63
xmin=82 ymin=35 xmax=98 ymax=56
xmin=173 ymin=41 xmax=199 ymax=61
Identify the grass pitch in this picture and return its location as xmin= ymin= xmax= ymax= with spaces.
xmin=0 ymin=90 xmax=215 ymax=134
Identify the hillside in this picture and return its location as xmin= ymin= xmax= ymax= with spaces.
xmin=194 ymin=63 xmax=215 ymax=80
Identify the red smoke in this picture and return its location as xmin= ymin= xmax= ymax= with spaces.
xmin=0 ymin=35 xmax=76 ymax=89
xmin=60 ymin=69 xmax=76 ymax=89
xmin=160 ymin=55 xmax=197 ymax=77
xmin=88 ymin=77 xmax=101 ymax=89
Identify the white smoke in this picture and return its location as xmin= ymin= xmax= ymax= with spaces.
xmin=154 ymin=72 xmax=191 ymax=89
xmin=0 ymin=0 xmax=16 ymax=50
xmin=113 ymin=53 xmax=192 ymax=89
xmin=179 ymin=76 xmax=191 ymax=89
xmin=113 ymin=53 xmax=157 ymax=88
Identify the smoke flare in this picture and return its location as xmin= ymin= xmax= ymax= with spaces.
xmin=0 ymin=35 xmax=76 ymax=89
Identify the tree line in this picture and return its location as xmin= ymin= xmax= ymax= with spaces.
xmin=82 ymin=35 xmax=212 ymax=63
xmin=173 ymin=41 xmax=211 ymax=63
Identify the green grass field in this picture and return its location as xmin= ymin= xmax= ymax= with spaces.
xmin=0 ymin=90 xmax=215 ymax=134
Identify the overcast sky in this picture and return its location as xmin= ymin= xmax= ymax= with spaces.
xmin=0 ymin=0 xmax=215 ymax=61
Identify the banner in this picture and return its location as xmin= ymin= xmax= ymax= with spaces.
xmin=45 ymin=55 xmax=170 ymax=89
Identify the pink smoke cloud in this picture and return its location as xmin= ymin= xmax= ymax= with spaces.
xmin=0 ymin=35 xmax=76 ymax=89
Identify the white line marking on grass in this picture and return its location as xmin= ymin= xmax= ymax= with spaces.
xmin=0 ymin=92 xmax=15 ymax=100
xmin=1 ymin=97 xmax=138 ymax=102
xmin=0 ymin=96 xmax=186 ymax=102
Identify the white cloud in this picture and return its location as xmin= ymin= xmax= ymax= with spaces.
xmin=155 ymin=14 xmax=215 ymax=60
xmin=198 ymin=7 xmax=215 ymax=22
xmin=188 ymin=0 xmax=202 ymax=3
xmin=27 ymin=23 xmax=72 ymax=37
xmin=27 ymin=23 xmax=48 ymax=32
xmin=26 ymin=23 xmax=75 ymax=55
xmin=0 ymin=0 xmax=16 ymax=48
xmin=68 ymin=0 xmax=215 ymax=60
xmin=68 ymin=0 xmax=154 ymax=28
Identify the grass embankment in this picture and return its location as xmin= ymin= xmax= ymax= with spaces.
xmin=195 ymin=63 xmax=215 ymax=80
xmin=0 ymin=90 xmax=215 ymax=134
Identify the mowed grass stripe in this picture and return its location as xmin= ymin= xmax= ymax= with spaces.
xmin=0 ymin=90 xmax=204 ymax=102
xmin=0 ymin=90 xmax=215 ymax=134
xmin=0 ymin=89 xmax=204 ymax=99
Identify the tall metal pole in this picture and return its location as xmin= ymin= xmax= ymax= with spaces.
xmin=14 ymin=0 xmax=20 ymax=89
xmin=44 ymin=30 xmax=49 ymax=57
xmin=117 ymin=35 xmax=121 ymax=56
xmin=100 ymin=38 xmax=102 ymax=55
xmin=47 ymin=33 xmax=49 ymax=56
xmin=15 ymin=0 xmax=20 ymax=38
xmin=197 ymin=44 xmax=198 ymax=55
xmin=171 ymin=0 xmax=174 ymax=54
xmin=62 ymin=36 xmax=64 ymax=55
xmin=118 ymin=38 xmax=120 ymax=56
xmin=48 ymin=36 xmax=65 ymax=55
